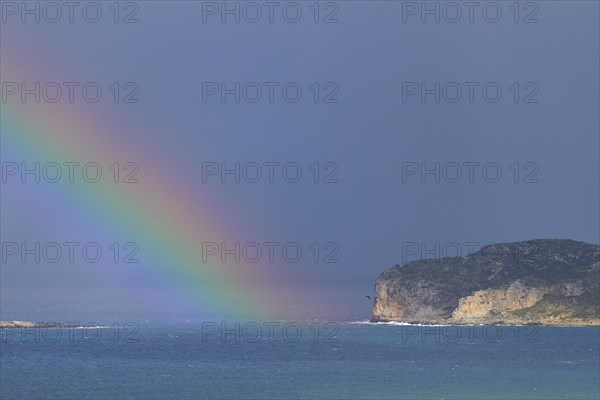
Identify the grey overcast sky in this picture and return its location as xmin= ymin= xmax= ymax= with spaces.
xmin=1 ymin=1 xmax=598 ymax=322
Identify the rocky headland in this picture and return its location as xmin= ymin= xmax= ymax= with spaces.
xmin=372 ymin=239 xmax=599 ymax=326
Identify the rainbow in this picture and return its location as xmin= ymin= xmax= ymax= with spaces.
xmin=1 ymin=62 xmax=293 ymax=322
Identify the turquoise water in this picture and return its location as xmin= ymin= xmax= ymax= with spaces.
xmin=1 ymin=322 xmax=598 ymax=399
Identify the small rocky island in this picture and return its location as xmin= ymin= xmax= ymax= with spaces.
xmin=372 ymin=239 xmax=599 ymax=325
xmin=0 ymin=321 xmax=81 ymax=328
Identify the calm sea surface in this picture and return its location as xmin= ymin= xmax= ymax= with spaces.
xmin=1 ymin=322 xmax=598 ymax=399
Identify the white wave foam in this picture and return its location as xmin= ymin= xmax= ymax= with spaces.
xmin=349 ymin=321 xmax=454 ymax=327
xmin=73 ymin=325 xmax=110 ymax=329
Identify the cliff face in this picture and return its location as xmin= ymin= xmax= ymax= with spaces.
xmin=372 ymin=239 xmax=600 ymax=325
xmin=451 ymin=281 xmax=547 ymax=320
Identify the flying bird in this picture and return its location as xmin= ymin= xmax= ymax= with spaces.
xmin=365 ymin=295 xmax=371 ymax=300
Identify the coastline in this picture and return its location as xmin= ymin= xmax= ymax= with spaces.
xmin=369 ymin=317 xmax=600 ymax=327
xmin=3 ymin=319 xmax=599 ymax=329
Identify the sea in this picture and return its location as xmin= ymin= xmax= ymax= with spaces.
xmin=1 ymin=321 xmax=599 ymax=400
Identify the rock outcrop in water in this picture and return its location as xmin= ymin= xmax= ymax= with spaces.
xmin=0 ymin=321 xmax=80 ymax=328
xmin=372 ymin=239 xmax=600 ymax=325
